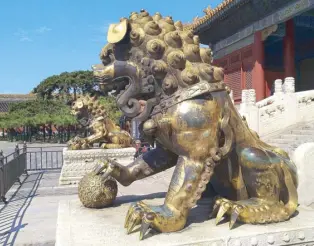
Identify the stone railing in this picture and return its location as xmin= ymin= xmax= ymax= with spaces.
xmin=239 ymin=77 xmax=314 ymax=137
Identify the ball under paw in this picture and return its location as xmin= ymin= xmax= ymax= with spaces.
xmin=78 ymin=172 xmax=118 ymax=208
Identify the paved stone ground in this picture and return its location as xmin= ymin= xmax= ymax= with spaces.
xmin=0 ymin=142 xmax=21 ymax=157
xmin=0 ymin=171 xmax=78 ymax=246
xmin=0 ymin=168 xmax=174 ymax=246
xmin=0 ymin=119 xmax=314 ymax=246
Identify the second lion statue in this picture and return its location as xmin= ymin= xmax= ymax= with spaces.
xmin=92 ymin=10 xmax=298 ymax=240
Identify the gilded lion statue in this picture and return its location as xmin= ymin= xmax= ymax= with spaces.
xmin=89 ymin=10 xmax=298 ymax=240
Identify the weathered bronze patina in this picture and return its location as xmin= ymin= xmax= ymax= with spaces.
xmin=68 ymin=94 xmax=132 ymax=149
xmin=78 ymin=163 xmax=118 ymax=208
xmin=91 ymin=10 xmax=298 ymax=240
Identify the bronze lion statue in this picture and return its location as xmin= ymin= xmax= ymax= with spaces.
xmin=91 ymin=10 xmax=298 ymax=240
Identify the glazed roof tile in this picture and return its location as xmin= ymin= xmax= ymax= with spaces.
xmin=0 ymin=94 xmax=36 ymax=112
xmin=0 ymin=94 xmax=36 ymax=100
xmin=0 ymin=102 xmax=10 ymax=113
xmin=183 ymin=0 xmax=240 ymax=31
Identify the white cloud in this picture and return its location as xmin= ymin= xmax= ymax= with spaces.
xmin=89 ymin=22 xmax=111 ymax=43
xmin=14 ymin=26 xmax=51 ymax=42
xmin=20 ymin=36 xmax=33 ymax=42
xmin=14 ymin=29 xmax=33 ymax=42
xmin=35 ymin=26 xmax=52 ymax=33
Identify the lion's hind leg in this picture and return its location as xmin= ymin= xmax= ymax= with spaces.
xmin=212 ymin=147 xmax=298 ymax=229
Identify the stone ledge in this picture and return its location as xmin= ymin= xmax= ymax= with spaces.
xmin=59 ymin=148 xmax=136 ymax=186
xmin=63 ymin=147 xmax=136 ymax=160
xmin=292 ymin=142 xmax=314 ymax=207
xmin=55 ymin=198 xmax=314 ymax=246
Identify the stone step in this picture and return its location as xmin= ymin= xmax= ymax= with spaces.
xmin=268 ymin=139 xmax=313 ymax=148
xmin=276 ymin=134 xmax=303 ymax=140
xmin=277 ymin=135 xmax=314 ymax=141
xmin=265 ymin=142 xmax=298 ymax=150
xmin=301 ymin=124 xmax=314 ymax=130
xmin=290 ymin=129 xmax=314 ymax=135
xmin=268 ymin=138 xmax=298 ymax=145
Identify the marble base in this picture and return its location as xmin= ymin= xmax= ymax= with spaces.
xmin=59 ymin=147 xmax=136 ymax=186
xmin=292 ymin=142 xmax=314 ymax=207
xmin=55 ymin=198 xmax=314 ymax=246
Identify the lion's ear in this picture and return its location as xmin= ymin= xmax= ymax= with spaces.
xmin=107 ymin=19 xmax=129 ymax=44
xmin=76 ymin=101 xmax=84 ymax=109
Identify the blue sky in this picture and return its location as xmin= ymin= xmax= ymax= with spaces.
xmin=0 ymin=0 xmax=220 ymax=94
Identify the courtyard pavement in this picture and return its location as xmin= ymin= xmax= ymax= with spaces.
xmin=0 ymin=170 xmax=175 ymax=246
xmin=0 ymin=170 xmax=79 ymax=246
xmin=0 ymin=141 xmax=175 ymax=246
xmin=0 ymin=142 xmax=76 ymax=246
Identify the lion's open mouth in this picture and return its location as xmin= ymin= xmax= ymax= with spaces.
xmin=98 ymin=78 xmax=130 ymax=97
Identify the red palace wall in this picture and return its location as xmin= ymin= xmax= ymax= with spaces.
xmin=213 ymin=45 xmax=254 ymax=103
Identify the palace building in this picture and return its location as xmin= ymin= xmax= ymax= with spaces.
xmin=0 ymin=94 xmax=36 ymax=113
xmin=185 ymin=0 xmax=314 ymax=103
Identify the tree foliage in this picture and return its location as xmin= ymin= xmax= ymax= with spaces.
xmin=98 ymin=96 xmax=122 ymax=124
xmin=0 ymin=99 xmax=76 ymax=128
xmin=1 ymin=70 xmax=123 ymax=130
xmin=32 ymin=70 xmax=95 ymax=100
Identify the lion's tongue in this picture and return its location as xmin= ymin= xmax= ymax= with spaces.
xmin=139 ymin=100 xmax=147 ymax=113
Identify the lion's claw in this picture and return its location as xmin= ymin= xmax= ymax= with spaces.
xmin=211 ymin=197 xmax=290 ymax=228
xmin=139 ymin=213 xmax=155 ymax=240
xmin=125 ymin=203 xmax=143 ymax=232
xmin=124 ymin=202 xmax=158 ymax=240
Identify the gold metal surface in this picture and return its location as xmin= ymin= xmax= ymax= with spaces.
xmin=68 ymin=94 xmax=132 ymax=149
xmin=107 ymin=19 xmax=128 ymax=44
xmin=78 ymin=162 xmax=118 ymax=208
xmin=87 ymin=10 xmax=298 ymax=240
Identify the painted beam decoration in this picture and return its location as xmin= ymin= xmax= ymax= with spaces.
xmin=213 ymin=0 xmax=314 ymax=56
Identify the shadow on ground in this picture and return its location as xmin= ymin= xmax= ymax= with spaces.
xmin=0 ymin=172 xmax=43 ymax=246
xmin=113 ymin=192 xmax=167 ymax=207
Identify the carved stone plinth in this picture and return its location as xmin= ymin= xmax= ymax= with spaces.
xmin=56 ymin=198 xmax=314 ymax=246
xmin=59 ymin=147 xmax=136 ymax=185
xmin=292 ymin=142 xmax=314 ymax=207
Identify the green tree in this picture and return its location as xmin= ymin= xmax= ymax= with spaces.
xmin=0 ymin=99 xmax=77 ymax=142
xmin=32 ymin=70 xmax=95 ymax=100
xmin=98 ymin=95 xmax=122 ymax=124
xmin=0 ymin=69 xmax=125 ymax=142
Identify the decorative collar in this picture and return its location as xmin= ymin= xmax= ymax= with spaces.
xmin=151 ymin=80 xmax=226 ymax=115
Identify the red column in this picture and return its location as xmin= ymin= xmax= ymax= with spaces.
xmin=252 ymin=31 xmax=266 ymax=101
xmin=284 ymin=19 xmax=295 ymax=78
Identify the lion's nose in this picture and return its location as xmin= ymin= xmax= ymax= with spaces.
xmin=93 ymin=63 xmax=115 ymax=82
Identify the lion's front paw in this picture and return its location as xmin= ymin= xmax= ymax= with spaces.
xmin=124 ymin=201 xmax=186 ymax=240
xmin=68 ymin=137 xmax=90 ymax=150
xmin=125 ymin=202 xmax=155 ymax=240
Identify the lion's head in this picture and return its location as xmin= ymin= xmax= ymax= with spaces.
xmin=71 ymin=95 xmax=106 ymax=127
xmin=93 ymin=10 xmax=224 ymax=122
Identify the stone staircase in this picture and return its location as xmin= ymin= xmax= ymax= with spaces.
xmin=262 ymin=120 xmax=314 ymax=157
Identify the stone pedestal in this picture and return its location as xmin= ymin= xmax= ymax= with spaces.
xmin=292 ymin=142 xmax=314 ymax=207
xmin=56 ymin=198 xmax=314 ymax=246
xmin=59 ymin=147 xmax=136 ymax=185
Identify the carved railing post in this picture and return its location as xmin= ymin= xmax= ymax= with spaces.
xmin=0 ymin=150 xmax=7 ymax=204
xmin=23 ymin=141 xmax=27 ymax=153
xmin=274 ymin=79 xmax=283 ymax=96
xmin=284 ymin=77 xmax=295 ymax=94
xmin=248 ymin=89 xmax=256 ymax=105
xmin=241 ymin=89 xmax=249 ymax=105
xmin=14 ymin=144 xmax=19 ymax=158
xmin=23 ymin=141 xmax=28 ymax=176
